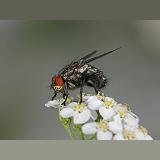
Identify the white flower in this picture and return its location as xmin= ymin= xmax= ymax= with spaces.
xmin=113 ymin=125 xmax=153 ymax=140
xmin=99 ymin=107 xmax=115 ymax=121
xmin=113 ymin=125 xmax=138 ymax=140
xmin=108 ymin=121 xmax=123 ymax=134
xmin=135 ymin=126 xmax=153 ymax=140
xmin=82 ymin=119 xmax=123 ymax=140
xmin=97 ymin=131 xmax=113 ymax=140
xmin=87 ymin=96 xmax=117 ymax=121
xmin=99 ymin=97 xmax=117 ymax=121
xmin=113 ymin=107 xmax=139 ymax=127
xmin=45 ymin=97 xmax=74 ymax=108
xmin=45 ymin=100 xmax=60 ymax=108
xmin=82 ymin=94 xmax=92 ymax=101
xmin=81 ymin=122 xmax=98 ymax=134
xmin=45 ymin=93 xmax=153 ymax=140
xmin=87 ymin=96 xmax=104 ymax=110
xmin=60 ymin=102 xmax=97 ymax=124
xmin=113 ymin=134 xmax=125 ymax=140
xmin=124 ymin=113 xmax=139 ymax=127
xmin=123 ymin=124 xmax=139 ymax=133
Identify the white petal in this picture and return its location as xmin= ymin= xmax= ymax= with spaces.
xmin=73 ymin=109 xmax=91 ymax=124
xmin=82 ymin=122 xmax=98 ymax=135
xmin=124 ymin=124 xmax=139 ymax=132
xmin=128 ymin=112 xmax=140 ymax=122
xmin=113 ymin=134 xmax=125 ymax=140
xmin=124 ymin=117 xmax=139 ymax=127
xmin=67 ymin=102 xmax=78 ymax=107
xmin=135 ymin=132 xmax=145 ymax=140
xmin=88 ymin=100 xmax=103 ymax=110
xmin=105 ymin=97 xmax=117 ymax=105
xmin=90 ymin=110 xmax=98 ymax=120
xmin=97 ymin=130 xmax=112 ymax=140
xmin=87 ymin=96 xmax=98 ymax=103
xmin=115 ymin=104 xmax=127 ymax=110
xmin=105 ymin=97 xmax=114 ymax=101
xmin=145 ymin=135 xmax=153 ymax=140
xmin=113 ymin=114 xmax=122 ymax=124
xmin=83 ymin=96 xmax=91 ymax=100
xmin=108 ymin=121 xmax=123 ymax=134
xmin=60 ymin=107 xmax=74 ymax=118
xmin=99 ymin=106 xmax=115 ymax=121
xmin=45 ymin=100 xmax=60 ymax=108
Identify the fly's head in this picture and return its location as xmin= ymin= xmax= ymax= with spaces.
xmin=50 ymin=76 xmax=64 ymax=92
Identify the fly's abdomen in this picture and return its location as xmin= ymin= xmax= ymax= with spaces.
xmin=85 ymin=65 xmax=108 ymax=89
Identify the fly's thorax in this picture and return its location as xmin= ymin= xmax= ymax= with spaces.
xmin=77 ymin=64 xmax=88 ymax=73
xmin=66 ymin=76 xmax=82 ymax=89
xmin=62 ymin=69 xmax=85 ymax=89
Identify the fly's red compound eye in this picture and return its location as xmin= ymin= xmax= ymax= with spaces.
xmin=51 ymin=77 xmax=55 ymax=82
xmin=55 ymin=77 xmax=64 ymax=86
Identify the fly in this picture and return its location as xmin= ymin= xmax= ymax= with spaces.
xmin=50 ymin=47 xmax=121 ymax=105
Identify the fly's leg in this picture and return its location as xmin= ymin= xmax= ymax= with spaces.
xmin=79 ymin=79 xmax=86 ymax=104
xmin=86 ymin=81 xmax=100 ymax=95
xmin=51 ymin=92 xmax=57 ymax=100
xmin=93 ymin=85 xmax=102 ymax=96
xmin=94 ymin=87 xmax=99 ymax=94
xmin=61 ymin=82 xmax=68 ymax=106
xmin=63 ymin=94 xmax=66 ymax=99
xmin=61 ymin=94 xmax=68 ymax=106
xmin=80 ymin=85 xmax=84 ymax=104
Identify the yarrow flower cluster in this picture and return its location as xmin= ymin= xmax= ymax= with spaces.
xmin=45 ymin=93 xmax=153 ymax=140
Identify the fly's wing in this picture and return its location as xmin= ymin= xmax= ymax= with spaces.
xmin=57 ymin=59 xmax=77 ymax=76
xmin=78 ymin=50 xmax=97 ymax=65
xmin=79 ymin=47 xmax=121 ymax=67
xmin=58 ymin=47 xmax=121 ymax=78
xmin=57 ymin=50 xmax=97 ymax=76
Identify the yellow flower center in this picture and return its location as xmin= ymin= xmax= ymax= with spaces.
xmin=97 ymin=120 xmax=108 ymax=132
xmin=60 ymin=98 xmax=64 ymax=103
xmin=59 ymin=98 xmax=73 ymax=105
xmin=139 ymin=126 xmax=148 ymax=134
xmin=131 ymin=134 xmax=136 ymax=140
xmin=75 ymin=105 xmax=80 ymax=110
xmin=96 ymin=92 xmax=105 ymax=101
xmin=124 ymin=130 xmax=136 ymax=140
xmin=123 ymin=104 xmax=131 ymax=112
xmin=105 ymin=101 xmax=113 ymax=108
xmin=119 ymin=110 xmax=127 ymax=118
xmin=74 ymin=103 xmax=85 ymax=112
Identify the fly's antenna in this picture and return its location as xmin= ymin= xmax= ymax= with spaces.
xmin=82 ymin=47 xmax=121 ymax=65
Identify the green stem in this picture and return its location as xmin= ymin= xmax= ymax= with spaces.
xmin=63 ymin=125 xmax=75 ymax=140
xmin=87 ymin=134 xmax=96 ymax=140
xmin=95 ymin=110 xmax=102 ymax=122
xmin=73 ymin=121 xmax=84 ymax=140
xmin=58 ymin=108 xmax=75 ymax=140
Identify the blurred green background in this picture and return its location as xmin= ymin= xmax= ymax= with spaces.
xmin=0 ymin=20 xmax=160 ymax=139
